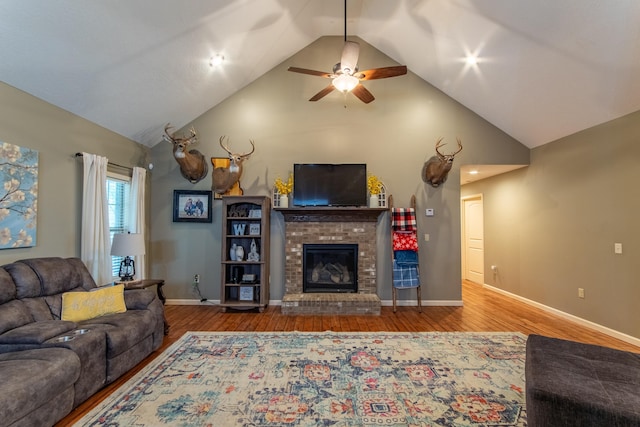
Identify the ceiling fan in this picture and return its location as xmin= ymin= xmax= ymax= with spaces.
xmin=287 ymin=0 xmax=407 ymax=104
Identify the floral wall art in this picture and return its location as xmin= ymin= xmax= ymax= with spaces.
xmin=0 ymin=142 xmax=38 ymax=249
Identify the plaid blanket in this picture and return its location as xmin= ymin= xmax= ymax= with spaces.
xmin=391 ymin=207 xmax=416 ymax=231
xmin=393 ymin=259 xmax=420 ymax=288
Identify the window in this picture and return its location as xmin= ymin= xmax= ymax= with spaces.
xmin=107 ymin=172 xmax=131 ymax=278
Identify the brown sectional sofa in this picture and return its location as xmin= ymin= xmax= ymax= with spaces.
xmin=0 ymin=257 xmax=165 ymax=427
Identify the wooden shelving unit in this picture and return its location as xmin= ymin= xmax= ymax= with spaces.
xmin=220 ymin=196 xmax=270 ymax=312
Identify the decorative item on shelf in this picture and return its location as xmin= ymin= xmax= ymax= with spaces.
xmin=273 ymin=173 xmax=293 ymax=208
xmin=249 ymin=223 xmax=260 ymax=235
xmin=231 ymin=266 xmax=244 ymax=284
xmin=110 ymin=232 xmax=145 ymax=281
xmin=239 ymin=286 xmax=254 ymax=301
xmin=229 ymin=243 xmax=237 ymax=261
xmin=232 ymin=223 xmax=246 ymax=235
xmin=248 ymin=209 xmax=262 ymax=218
xmin=367 ymin=174 xmax=384 ymax=207
xmin=247 ymin=239 xmax=260 ymax=261
xmin=235 ymin=244 xmax=245 ymax=261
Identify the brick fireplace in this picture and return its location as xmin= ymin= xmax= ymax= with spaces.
xmin=279 ymin=207 xmax=386 ymax=315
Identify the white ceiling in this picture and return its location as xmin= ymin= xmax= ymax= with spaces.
xmin=1 ymin=0 xmax=639 ymax=149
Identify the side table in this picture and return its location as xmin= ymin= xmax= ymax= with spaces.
xmin=122 ymin=279 xmax=169 ymax=334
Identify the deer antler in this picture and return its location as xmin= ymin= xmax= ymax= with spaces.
xmin=219 ymin=136 xmax=255 ymax=159
xmin=434 ymin=137 xmax=462 ymax=157
xmin=164 ymin=123 xmax=197 ymax=145
xmin=453 ymin=138 xmax=463 ymax=155
xmin=434 ymin=138 xmax=445 ymax=158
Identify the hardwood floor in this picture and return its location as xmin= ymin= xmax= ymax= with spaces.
xmin=56 ymin=280 xmax=639 ymax=426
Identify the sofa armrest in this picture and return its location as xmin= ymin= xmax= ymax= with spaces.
xmin=123 ymin=289 xmax=156 ymax=310
xmin=0 ymin=321 xmax=76 ymax=345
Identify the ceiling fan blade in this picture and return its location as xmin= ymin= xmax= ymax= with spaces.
xmin=357 ymin=66 xmax=408 ymax=80
xmin=288 ymin=67 xmax=333 ymax=78
xmin=309 ymin=84 xmax=336 ymax=101
xmin=351 ymin=84 xmax=375 ymax=104
xmin=340 ymin=41 xmax=360 ymax=73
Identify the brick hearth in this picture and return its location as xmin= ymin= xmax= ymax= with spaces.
xmin=277 ymin=207 xmax=386 ymax=315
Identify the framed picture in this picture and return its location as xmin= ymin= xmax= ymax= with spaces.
xmin=248 ymin=209 xmax=262 ymax=218
xmin=239 ymin=286 xmax=254 ymax=301
xmin=0 ymin=141 xmax=38 ymax=249
xmin=249 ymin=223 xmax=261 ymax=235
xmin=173 ymin=190 xmax=212 ymax=223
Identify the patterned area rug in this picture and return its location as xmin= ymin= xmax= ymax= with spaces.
xmin=75 ymin=332 xmax=527 ymax=426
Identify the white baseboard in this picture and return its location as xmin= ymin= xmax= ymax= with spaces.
xmin=167 ymin=299 xmax=463 ymax=307
xmin=167 ymin=299 xmax=284 ymax=306
xmin=167 ymin=299 xmax=219 ymax=306
xmin=380 ymin=300 xmax=464 ymax=307
xmin=483 ymin=283 xmax=640 ymax=348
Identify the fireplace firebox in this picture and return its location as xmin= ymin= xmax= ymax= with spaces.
xmin=303 ymin=244 xmax=358 ymax=293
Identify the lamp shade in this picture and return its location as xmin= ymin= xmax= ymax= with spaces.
xmin=110 ymin=233 xmax=146 ymax=256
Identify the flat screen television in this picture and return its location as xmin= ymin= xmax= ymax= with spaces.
xmin=293 ymin=163 xmax=367 ymax=207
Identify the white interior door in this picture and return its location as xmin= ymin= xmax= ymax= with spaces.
xmin=463 ymin=197 xmax=484 ymax=284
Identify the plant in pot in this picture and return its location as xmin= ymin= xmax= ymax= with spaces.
xmin=274 ymin=173 xmax=293 ymax=208
xmin=367 ymin=174 xmax=383 ymax=207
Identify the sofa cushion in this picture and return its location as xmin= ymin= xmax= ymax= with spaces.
xmin=0 ymin=299 xmax=33 ymax=335
xmin=526 ymin=334 xmax=640 ymax=426
xmin=3 ymin=261 xmax=42 ymax=299
xmin=21 ymin=297 xmax=54 ymax=321
xmin=61 ymin=284 xmax=126 ymax=322
xmin=0 ymin=347 xmax=80 ymax=426
xmin=0 ymin=320 xmax=76 ymax=345
xmin=18 ymin=257 xmax=87 ymax=295
xmin=124 ymin=288 xmax=156 ymax=310
xmin=81 ymin=309 xmax=155 ymax=358
xmin=0 ymin=268 xmax=16 ymax=303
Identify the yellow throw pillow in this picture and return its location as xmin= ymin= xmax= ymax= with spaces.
xmin=61 ymin=284 xmax=127 ymax=322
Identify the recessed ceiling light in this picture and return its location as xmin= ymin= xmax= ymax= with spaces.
xmin=209 ymin=54 xmax=224 ymax=68
xmin=465 ymin=55 xmax=478 ymax=66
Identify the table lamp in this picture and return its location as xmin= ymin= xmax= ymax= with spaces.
xmin=110 ymin=232 xmax=145 ymax=281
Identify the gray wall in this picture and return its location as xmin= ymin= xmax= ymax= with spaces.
xmin=461 ymin=110 xmax=640 ymax=339
xmin=148 ymin=36 xmax=529 ymax=302
xmin=0 ymin=82 xmax=148 ymax=268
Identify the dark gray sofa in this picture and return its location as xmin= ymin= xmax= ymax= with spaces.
xmin=0 ymin=257 xmax=165 ymax=427
xmin=525 ymin=334 xmax=640 ymax=427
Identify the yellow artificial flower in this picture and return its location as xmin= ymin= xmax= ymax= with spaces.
xmin=274 ymin=173 xmax=293 ymax=195
xmin=367 ymin=175 xmax=383 ymax=195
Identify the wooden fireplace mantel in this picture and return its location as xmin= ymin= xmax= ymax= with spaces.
xmin=275 ymin=206 xmax=388 ymax=222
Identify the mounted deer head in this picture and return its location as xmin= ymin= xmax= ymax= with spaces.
xmin=163 ymin=123 xmax=208 ymax=184
xmin=422 ymin=138 xmax=463 ymax=187
xmin=211 ymin=136 xmax=255 ymax=195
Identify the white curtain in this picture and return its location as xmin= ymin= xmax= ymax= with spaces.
xmin=81 ymin=153 xmax=112 ymax=285
xmin=129 ymin=166 xmax=146 ymax=279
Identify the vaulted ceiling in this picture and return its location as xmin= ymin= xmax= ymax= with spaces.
xmin=1 ymin=1 xmax=638 ymax=149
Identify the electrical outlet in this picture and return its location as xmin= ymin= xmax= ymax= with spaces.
xmin=424 ymin=233 xmax=430 ymax=242
xmin=614 ymin=243 xmax=622 ymax=254
xmin=194 ymin=274 xmax=200 ymax=284
xmin=578 ymin=288 xmax=585 ymax=299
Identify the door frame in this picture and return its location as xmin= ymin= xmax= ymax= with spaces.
xmin=461 ymin=193 xmax=484 ymax=284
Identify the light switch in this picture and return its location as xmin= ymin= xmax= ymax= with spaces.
xmin=425 ymin=209 xmax=434 ymax=217
xmin=614 ymin=243 xmax=622 ymax=254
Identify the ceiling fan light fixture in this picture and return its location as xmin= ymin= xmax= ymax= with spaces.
xmin=209 ymin=54 xmax=225 ymax=68
xmin=332 ymin=74 xmax=359 ymax=93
